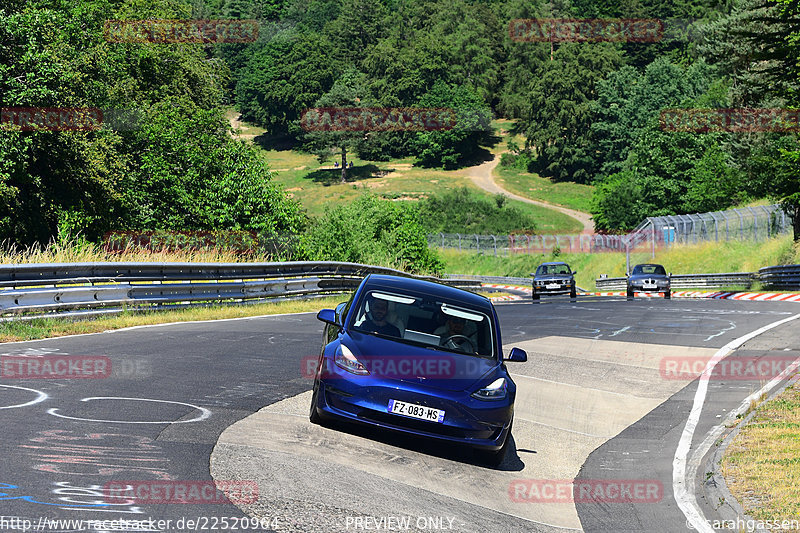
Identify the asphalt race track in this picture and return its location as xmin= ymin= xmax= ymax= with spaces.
xmin=1 ymin=297 xmax=798 ymax=532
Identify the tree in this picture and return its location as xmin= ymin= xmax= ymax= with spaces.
xmin=235 ymin=30 xmax=337 ymax=134
xmin=123 ymin=97 xmax=306 ymax=234
xmin=413 ymin=81 xmax=493 ymax=169
xmin=590 ymin=119 xmax=744 ymax=231
xmin=324 ymin=0 xmax=389 ymax=67
xmin=0 ymin=0 xmax=305 ymax=246
xmin=700 ymin=0 xmax=800 ymax=239
xmin=301 ymin=68 xmax=373 ymax=182
xmin=591 ymin=58 xmax=716 ymax=178
xmin=521 ymin=42 xmax=623 ymax=183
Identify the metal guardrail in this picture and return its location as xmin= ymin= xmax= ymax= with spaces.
xmin=444 ymin=274 xmax=533 ymax=286
xmin=596 ymin=272 xmax=755 ymax=291
xmin=0 ymin=262 xmax=481 ymax=316
xmin=758 ymin=264 xmax=800 ymax=290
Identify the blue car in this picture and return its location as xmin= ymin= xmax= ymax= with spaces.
xmin=310 ymin=274 xmax=528 ymax=465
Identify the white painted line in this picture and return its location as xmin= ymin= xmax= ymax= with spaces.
xmin=0 ymin=384 xmax=48 ymax=410
xmin=674 ymin=312 xmax=800 ymax=533
xmin=609 ymin=325 xmax=631 ymax=337
xmin=512 ymin=373 xmax=653 ymax=400
xmin=684 ymin=353 xmax=800 ymax=531
xmin=47 ymin=396 xmax=212 ymax=424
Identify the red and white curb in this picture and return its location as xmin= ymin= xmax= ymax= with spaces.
xmin=483 ymin=284 xmax=528 ymax=302
xmin=480 ymin=283 xmax=800 ymax=302
xmin=674 ymin=291 xmax=800 ymax=301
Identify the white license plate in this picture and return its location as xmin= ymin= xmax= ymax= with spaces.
xmin=642 ymin=283 xmax=658 ymax=289
xmin=545 ymin=283 xmax=560 ymax=289
xmin=388 ymin=399 xmax=445 ymax=423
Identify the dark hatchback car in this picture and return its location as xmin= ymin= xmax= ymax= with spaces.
xmin=531 ymin=261 xmax=577 ymax=300
xmin=627 ymin=263 xmax=671 ymax=299
xmin=310 ymin=274 xmax=528 ymax=466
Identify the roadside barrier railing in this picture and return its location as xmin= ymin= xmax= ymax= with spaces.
xmin=0 ymin=262 xmax=480 ymax=317
xmin=595 ymin=271 xmax=782 ymax=291
xmin=758 ymin=264 xmax=800 ymax=290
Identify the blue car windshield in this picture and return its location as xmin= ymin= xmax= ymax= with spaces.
xmin=351 ymin=290 xmax=495 ymax=358
xmin=632 ymin=265 xmax=666 ymax=276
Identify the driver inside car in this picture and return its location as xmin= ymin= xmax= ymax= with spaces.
xmin=435 ymin=316 xmax=477 ymax=352
xmin=361 ymin=296 xmax=401 ymax=337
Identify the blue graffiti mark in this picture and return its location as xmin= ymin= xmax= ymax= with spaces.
xmin=0 ymin=482 xmax=111 ymax=508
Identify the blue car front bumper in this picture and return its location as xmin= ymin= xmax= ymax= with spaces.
xmin=312 ymin=374 xmax=514 ymax=451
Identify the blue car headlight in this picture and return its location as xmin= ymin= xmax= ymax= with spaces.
xmin=471 ymin=377 xmax=507 ymax=401
xmin=334 ymin=344 xmax=369 ymax=375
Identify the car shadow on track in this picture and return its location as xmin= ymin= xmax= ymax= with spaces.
xmin=317 ymin=417 xmax=526 ymax=472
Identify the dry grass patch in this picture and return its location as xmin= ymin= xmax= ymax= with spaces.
xmin=722 ymin=384 xmax=800 ymax=526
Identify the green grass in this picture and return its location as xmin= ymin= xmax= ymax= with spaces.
xmin=490 ymin=117 xmax=595 ymax=213
xmin=494 ymin=166 xmax=595 ymax=213
xmin=722 ymin=385 xmax=800 ymax=523
xmin=263 ymin=151 xmax=584 ymax=232
xmin=228 ymin=112 xmax=584 ymax=233
xmin=440 ymin=235 xmax=799 ymax=290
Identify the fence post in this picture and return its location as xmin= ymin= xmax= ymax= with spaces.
xmin=746 ymin=206 xmax=758 ymax=240
xmin=720 ymin=211 xmax=729 ymax=241
xmin=651 ymin=219 xmax=656 ymax=258
xmin=735 ymin=208 xmax=744 ymax=240
xmin=492 ymin=235 xmax=497 ymax=256
xmin=625 ymin=235 xmax=631 ymax=274
xmin=760 ymin=205 xmax=773 ymax=237
xmin=457 ymin=233 xmax=462 ymax=251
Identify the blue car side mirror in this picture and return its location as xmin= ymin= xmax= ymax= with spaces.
xmin=506 ymin=347 xmax=527 ymax=363
xmin=316 ymin=309 xmax=338 ymax=325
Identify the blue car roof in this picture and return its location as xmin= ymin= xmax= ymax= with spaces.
xmin=363 ymin=274 xmax=492 ymax=311
xmin=539 ymin=261 xmax=570 ymax=266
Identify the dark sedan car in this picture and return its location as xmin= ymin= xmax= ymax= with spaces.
xmin=310 ymin=274 xmax=528 ymax=466
xmin=627 ymin=263 xmax=671 ymax=299
xmin=531 ymin=261 xmax=577 ymax=300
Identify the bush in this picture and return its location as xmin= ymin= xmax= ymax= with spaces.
xmin=301 ymin=193 xmax=443 ymax=274
xmin=417 ymin=187 xmax=537 ymax=234
xmin=499 ymin=151 xmax=535 ymax=171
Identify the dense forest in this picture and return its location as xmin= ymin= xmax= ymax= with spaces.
xmin=1 ymin=0 xmax=798 ymax=268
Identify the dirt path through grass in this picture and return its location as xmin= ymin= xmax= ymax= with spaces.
xmin=465 ymin=153 xmax=595 ymax=233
